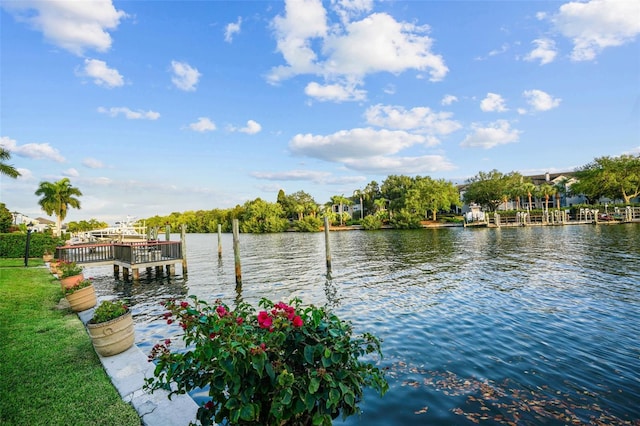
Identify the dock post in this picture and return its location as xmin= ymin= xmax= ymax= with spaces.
xmin=180 ymin=224 xmax=188 ymax=275
xmin=324 ymin=216 xmax=332 ymax=274
xmin=217 ymin=224 xmax=222 ymax=259
xmin=113 ymin=264 xmax=119 ymax=278
xmin=165 ymin=224 xmax=171 ymax=241
xmin=232 ymin=219 xmax=242 ymax=285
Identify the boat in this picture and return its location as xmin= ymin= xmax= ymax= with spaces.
xmin=88 ymin=216 xmax=147 ymax=242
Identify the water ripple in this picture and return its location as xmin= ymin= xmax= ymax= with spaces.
xmin=84 ymin=225 xmax=640 ymax=425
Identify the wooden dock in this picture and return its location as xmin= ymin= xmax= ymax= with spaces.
xmin=55 ymin=240 xmax=185 ymax=281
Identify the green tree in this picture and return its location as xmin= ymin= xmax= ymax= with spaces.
xmin=329 ymin=195 xmax=352 ymax=226
xmin=538 ymin=183 xmax=555 ymax=212
xmin=353 ymin=189 xmax=364 ymax=220
xmin=462 ymin=170 xmax=510 ymax=212
xmin=406 ymin=176 xmax=460 ymax=221
xmin=573 ymin=154 xmax=640 ymax=204
xmin=522 ymin=182 xmax=537 ymax=211
xmin=0 ymin=147 xmax=21 ymax=178
xmin=380 ymin=175 xmax=414 ymax=214
xmin=240 ymin=198 xmax=288 ymax=233
xmin=35 ymin=178 xmax=82 ymax=237
xmin=0 ymin=203 xmax=13 ymax=233
xmin=553 ymin=177 xmax=571 ymax=209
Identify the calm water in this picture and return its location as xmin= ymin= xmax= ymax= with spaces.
xmin=85 ymin=224 xmax=640 ymax=425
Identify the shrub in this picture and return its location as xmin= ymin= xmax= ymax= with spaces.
xmin=361 ymin=215 xmax=383 ymax=230
xmin=145 ymin=297 xmax=388 ymax=426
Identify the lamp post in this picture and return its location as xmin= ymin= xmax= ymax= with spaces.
xmin=24 ymin=222 xmax=34 ymax=267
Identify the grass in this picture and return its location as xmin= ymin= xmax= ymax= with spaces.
xmin=0 ymin=258 xmax=141 ymax=425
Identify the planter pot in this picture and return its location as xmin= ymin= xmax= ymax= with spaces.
xmin=50 ymin=261 xmax=61 ymax=274
xmin=43 ymin=254 xmax=54 ymax=262
xmin=87 ymin=311 xmax=135 ymax=357
xmin=60 ymin=273 xmax=84 ymax=290
xmin=65 ymin=284 xmax=97 ymax=312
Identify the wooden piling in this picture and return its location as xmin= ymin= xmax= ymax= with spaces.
xmin=324 ymin=216 xmax=332 ymax=273
xmin=165 ymin=224 xmax=171 ymax=241
xmin=232 ymin=219 xmax=242 ymax=285
xmin=217 ymin=224 xmax=222 ymax=259
xmin=180 ymin=224 xmax=188 ymax=275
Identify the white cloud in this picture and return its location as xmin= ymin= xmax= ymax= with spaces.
xmin=251 ymin=169 xmax=331 ymax=182
xmin=547 ymin=0 xmax=640 ymax=61
xmin=269 ymin=0 xmax=328 ymax=82
xmin=83 ymin=158 xmax=105 ymax=169
xmin=480 ymin=93 xmax=508 ymax=112
xmin=524 ymin=38 xmax=557 ymax=65
xmin=0 ymin=136 xmax=65 ymax=162
xmin=305 ymin=81 xmax=366 ymax=102
xmin=80 ymin=59 xmax=124 ymax=88
xmin=342 ymin=154 xmax=455 ymax=174
xmin=364 ymin=104 xmax=461 ymax=141
xmin=441 ymin=95 xmax=458 ymax=106
xmin=171 ymin=61 xmax=201 ymax=91
xmin=225 ymin=17 xmax=242 ymax=43
xmin=269 ymin=1 xmax=448 ymax=99
xmin=323 ymin=13 xmax=448 ymax=81
xmin=189 ymin=117 xmax=216 ymax=132
xmin=460 ymin=120 xmax=521 ymax=149
xmin=63 ymin=168 xmax=79 ymax=177
xmin=290 ymin=127 xmax=425 ymax=162
xmin=97 ymin=106 xmax=160 ymax=120
xmin=2 ymin=0 xmax=127 ymax=55
xmin=331 ymin=0 xmax=373 ymax=24
xmin=238 ymin=120 xmax=262 ymax=135
xmin=523 ymin=89 xmax=561 ymax=112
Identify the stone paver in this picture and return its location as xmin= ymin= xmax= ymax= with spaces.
xmin=78 ymin=308 xmax=199 ymax=426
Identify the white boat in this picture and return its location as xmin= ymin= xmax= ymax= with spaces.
xmin=87 ymin=216 xmax=147 ymax=242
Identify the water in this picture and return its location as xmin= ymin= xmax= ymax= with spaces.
xmin=84 ymin=224 xmax=640 ymax=425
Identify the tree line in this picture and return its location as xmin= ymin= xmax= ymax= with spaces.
xmin=1 ymin=149 xmax=638 ymax=235
xmin=463 ymin=154 xmax=640 ymax=212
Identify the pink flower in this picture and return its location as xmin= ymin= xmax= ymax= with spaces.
xmin=180 ymin=301 xmax=189 ymax=309
xmin=236 ymin=317 xmax=244 ymax=325
xmin=257 ymin=311 xmax=273 ymax=329
xmin=216 ymin=305 xmax=227 ymax=317
xmin=292 ymin=316 xmax=303 ymax=327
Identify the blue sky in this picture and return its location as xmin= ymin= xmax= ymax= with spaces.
xmin=1 ymin=0 xmax=639 ymax=224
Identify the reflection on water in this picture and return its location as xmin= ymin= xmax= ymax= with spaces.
xmin=85 ymin=225 xmax=640 ymax=425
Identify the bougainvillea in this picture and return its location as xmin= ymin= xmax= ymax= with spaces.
xmin=145 ymin=296 xmax=388 ymax=426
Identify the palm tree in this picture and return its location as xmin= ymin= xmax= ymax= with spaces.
xmin=522 ymin=182 xmax=537 ymax=212
xmin=353 ymin=189 xmax=364 ymax=220
xmin=538 ymin=183 xmax=555 ymax=212
xmin=0 ymin=147 xmax=21 ymax=178
xmin=553 ymin=177 xmax=570 ymax=209
xmin=35 ymin=178 xmax=82 ymax=237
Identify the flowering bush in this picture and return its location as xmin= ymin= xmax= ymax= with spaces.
xmin=57 ymin=260 xmax=83 ymax=278
xmin=64 ymin=278 xmax=93 ymax=295
xmin=90 ymin=300 xmax=128 ymax=324
xmin=145 ymin=296 xmax=388 ymax=426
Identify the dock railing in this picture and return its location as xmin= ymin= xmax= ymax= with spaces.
xmin=56 ymin=241 xmax=182 ymax=266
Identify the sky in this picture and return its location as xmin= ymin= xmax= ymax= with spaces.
xmin=1 ymin=0 xmax=639 ymax=225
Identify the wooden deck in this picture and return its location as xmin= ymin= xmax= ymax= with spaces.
xmin=55 ymin=240 xmax=184 ymax=281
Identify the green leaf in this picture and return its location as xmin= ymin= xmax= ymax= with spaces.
xmin=304 ymin=345 xmax=315 ymax=364
xmin=265 ymin=361 xmax=275 ymax=381
xmin=309 ymin=377 xmax=320 ymax=394
xmin=281 ymin=388 xmax=293 ymax=405
xmin=239 ymin=403 xmax=257 ymax=421
xmin=251 ymin=353 xmax=265 ymax=376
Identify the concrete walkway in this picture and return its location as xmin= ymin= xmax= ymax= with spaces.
xmin=78 ymin=308 xmax=199 ymax=426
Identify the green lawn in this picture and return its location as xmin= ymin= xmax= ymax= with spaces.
xmin=0 ymin=258 xmax=140 ymax=425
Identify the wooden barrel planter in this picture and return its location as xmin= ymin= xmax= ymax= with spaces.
xmin=43 ymin=253 xmax=54 ymax=263
xmin=60 ymin=273 xmax=84 ymax=290
xmin=87 ymin=311 xmax=135 ymax=357
xmin=65 ymin=284 xmax=97 ymax=312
